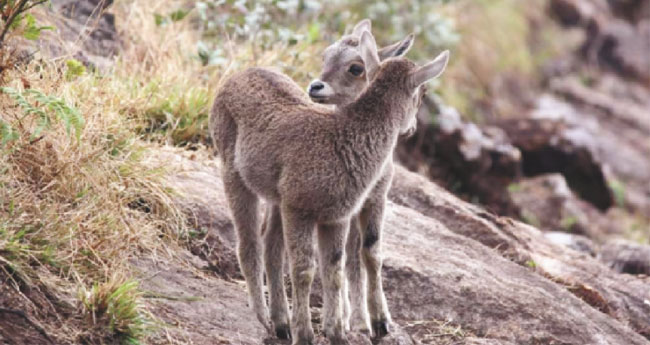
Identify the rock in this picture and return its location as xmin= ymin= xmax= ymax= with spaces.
xmin=155 ymin=149 xmax=650 ymax=344
xmin=544 ymin=231 xmax=597 ymax=256
xmin=509 ymin=173 xmax=621 ymax=240
xmin=549 ymin=0 xmax=650 ymax=83
xmin=381 ymin=204 xmax=646 ymax=344
xmin=498 ymin=115 xmax=614 ymax=211
xmin=522 ymin=90 xmax=650 ymax=216
xmin=544 ymin=0 xmax=650 ymax=220
xmin=0 ymin=271 xmax=71 ymax=344
xmin=133 ymin=253 xmax=267 ymax=345
xmin=600 ymin=241 xmax=650 ymax=275
xmin=397 ymin=97 xmax=522 ymax=216
xmin=374 ymin=325 xmax=414 ymax=345
xmin=542 ymin=0 xmax=650 ymax=218
xmin=44 ymin=0 xmax=121 ymax=71
xmin=154 ymin=148 xmax=237 ymax=245
xmin=389 ymin=165 xmax=650 ymax=340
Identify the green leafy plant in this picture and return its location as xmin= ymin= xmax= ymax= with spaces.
xmin=0 ymin=0 xmax=53 ymax=47
xmin=525 ymin=260 xmax=537 ymax=268
xmin=196 ymin=40 xmax=226 ymax=66
xmin=0 ymin=118 xmax=19 ymax=145
xmin=1 ymin=86 xmax=84 ymax=141
xmin=20 ymin=12 xmax=52 ymax=40
xmin=65 ymin=58 xmax=85 ymax=80
xmin=153 ymin=8 xmax=190 ymax=27
xmin=507 ymin=182 xmax=522 ymax=193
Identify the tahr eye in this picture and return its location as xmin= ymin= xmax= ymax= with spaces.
xmin=348 ymin=64 xmax=364 ymax=77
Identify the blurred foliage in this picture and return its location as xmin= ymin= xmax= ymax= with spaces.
xmin=437 ymin=0 xmax=564 ymax=122
xmin=192 ymin=0 xmax=458 ymax=66
xmin=0 ymin=86 xmax=84 ymax=143
xmin=65 ymin=58 xmax=86 ymax=80
xmin=133 ymin=0 xmax=565 ymax=144
xmin=135 ymin=0 xmax=460 ymax=145
xmin=0 ymin=0 xmax=52 ymax=46
xmin=191 ymin=0 xmax=561 ymax=121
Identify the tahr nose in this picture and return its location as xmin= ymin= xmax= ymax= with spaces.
xmin=309 ymin=81 xmax=325 ymax=93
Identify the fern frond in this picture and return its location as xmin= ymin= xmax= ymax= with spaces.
xmin=0 ymin=118 xmax=19 ymax=145
xmin=1 ymin=87 xmax=85 ymax=141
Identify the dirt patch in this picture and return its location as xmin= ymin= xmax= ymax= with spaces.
xmin=0 ymin=308 xmax=54 ymax=345
xmin=0 ymin=271 xmax=73 ymax=345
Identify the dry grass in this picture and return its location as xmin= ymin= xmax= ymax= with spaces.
xmin=402 ymin=318 xmax=472 ymax=345
xmin=108 ymin=0 xmax=328 ymax=146
xmin=0 ymin=23 xmax=188 ymax=343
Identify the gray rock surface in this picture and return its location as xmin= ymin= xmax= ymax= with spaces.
xmin=149 ymin=148 xmax=650 ymax=344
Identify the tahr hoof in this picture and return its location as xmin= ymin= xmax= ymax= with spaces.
xmin=372 ymin=320 xmax=390 ymax=338
xmin=275 ymin=325 xmax=291 ymax=340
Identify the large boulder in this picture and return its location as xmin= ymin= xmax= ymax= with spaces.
xmin=44 ymin=0 xmax=120 ymax=70
xmin=390 ymin=165 xmax=650 ymax=339
xmin=508 ymin=173 xmax=620 ymax=240
xmin=153 ymin=148 xmax=650 ymax=344
xmin=600 ymin=241 xmax=650 ymax=275
xmin=498 ymin=114 xmax=613 ymax=211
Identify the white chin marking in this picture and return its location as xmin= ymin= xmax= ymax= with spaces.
xmin=310 ymin=82 xmax=334 ymax=98
xmin=321 ymin=83 xmax=335 ymax=97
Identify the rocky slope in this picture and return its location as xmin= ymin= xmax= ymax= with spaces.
xmin=146 ymin=148 xmax=650 ymax=345
xmin=2 ymin=0 xmax=649 ymax=344
xmin=398 ymin=0 xmax=650 ymax=252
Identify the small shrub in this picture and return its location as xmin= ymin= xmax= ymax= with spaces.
xmin=525 ymin=260 xmax=537 ymax=268
xmin=80 ymin=278 xmax=151 ymax=344
xmin=0 ymin=1 xmax=53 ymax=45
xmin=507 ymin=182 xmax=522 ymax=193
xmin=65 ymin=59 xmax=86 ymax=80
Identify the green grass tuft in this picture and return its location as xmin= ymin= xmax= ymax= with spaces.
xmin=80 ymin=278 xmax=152 ymax=344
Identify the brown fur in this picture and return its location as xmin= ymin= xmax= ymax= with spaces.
xmin=210 ymin=29 xmax=448 ymax=344
xmin=262 ymin=21 xmax=418 ymax=338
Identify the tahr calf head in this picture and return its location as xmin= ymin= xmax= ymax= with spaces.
xmin=308 ymin=19 xmax=415 ymax=107
xmin=357 ymin=30 xmax=449 ymax=137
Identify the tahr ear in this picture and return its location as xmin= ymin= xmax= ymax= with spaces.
xmin=408 ymin=50 xmax=450 ymax=88
xmin=359 ymin=30 xmax=380 ymax=79
xmin=378 ymin=33 xmax=414 ymax=61
xmin=351 ymin=19 xmax=371 ymax=38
